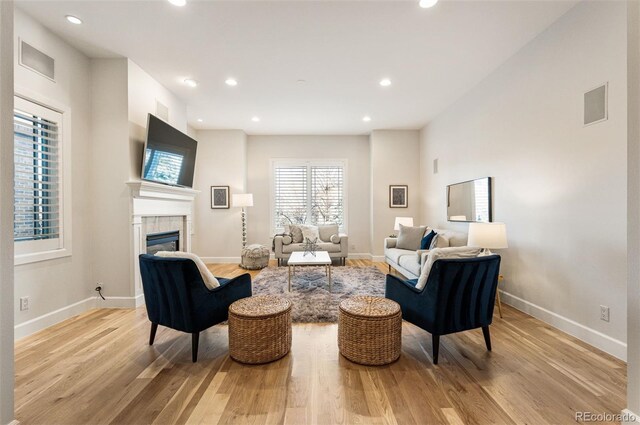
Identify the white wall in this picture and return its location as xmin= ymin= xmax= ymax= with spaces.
xmin=0 ymin=2 xmax=14 ymax=423
xmin=419 ymin=1 xmax=627 ymax=359
xmin=13 ymin=9 xmax=94 ymax=335
xmin=247 ymin=135 xmax=371 ymax=255
xmin=90 ymin=59 xmax=131 ymax=302
xmin=128 ymin=59 xmax=188 ymax=181
xmin=191 ymin=130 xmax=247 ymax=261
xmin=370 ymin=130 xmax=420 ymax=258
xmin=627 ymin=0 xmax=640 ymax=417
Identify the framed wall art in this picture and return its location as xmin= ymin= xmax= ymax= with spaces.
xmin=211 ymin=186 xmax=230 ymax=209
xmin=389 ymin=185 xmax=408 ymax=208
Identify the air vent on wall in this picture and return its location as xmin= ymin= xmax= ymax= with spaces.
xmin=584 ymin=83 xmax=608 ymax=126
xmin=156 ymin=100 xmax=169 ymax=122
xmin=19 ymin=40 xmax=55 ymax=81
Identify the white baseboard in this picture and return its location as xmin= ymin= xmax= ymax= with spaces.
xmin=371 ymin=255 xmax=385 ymax=262
xmin=500 ymin=290 xmax=626 ymax=361
xmin=14 ymin=296 xmax=96 ymax=340
xmin=622 ymin=409 xmax=640 ymax=424
xmin=201 ymin=257 xmax=241 ymax=264
xmin=348 ymin=253 xmax=373 ymax=260
xmin=97 ymin=293 xmax=145 ymax=309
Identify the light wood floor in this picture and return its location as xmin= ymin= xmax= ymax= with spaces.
xmin=15 ymin=260 xmax=626 ymax=425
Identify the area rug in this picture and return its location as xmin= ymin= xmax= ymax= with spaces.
xmin=252 ymin=266 xmax=386 ymax=323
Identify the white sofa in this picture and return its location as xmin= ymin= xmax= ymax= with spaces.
xmin=384 ymin=228 xmax=468 ymax=279
xmin=274 ymin=224 xmax=348 ymax=266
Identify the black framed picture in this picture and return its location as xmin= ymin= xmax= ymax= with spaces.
xmin=389 ymin=185 xmax=408 ymax=208
xmin=211 ymin=186 xmax=230 ymax=209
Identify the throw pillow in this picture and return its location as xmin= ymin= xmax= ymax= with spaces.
xmin=397 ymin=224 xmax=427 ymax=250
xmin=330 ymin=234 xmax=341 ymax=244
xmin=299 ymin=224 xmax=320 ymax=241
xmin=318 ymin=224 xmax=339 ymax=242
xmin=415 ymin=247 xmax=482 ymax=290
xmin=282 ymin=235 xmax=292 ymax=245
xmin=420 ymin=230 xmax=437 ymax=250
xmin=285 ymin=224 xmax=304 ymax=243
xmin=155 ymin=251 xmax=220 ymax=289
xmin=433 ymin=234 xmax=450 ymax=249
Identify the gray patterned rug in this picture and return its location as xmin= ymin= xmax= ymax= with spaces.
xmin=252 ymin=266 xmax=386 ymax=323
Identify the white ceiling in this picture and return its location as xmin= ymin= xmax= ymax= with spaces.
xmin=16 ymin=0 xmax=578 ymax=135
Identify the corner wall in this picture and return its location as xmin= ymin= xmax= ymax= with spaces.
xmin=419 ymin=1 xmax=627 ymax=358
xmin=191 ymin=130 xmax=247 ymax=261
xmin=370 ymin=130 xmax=420 ymax=259
xmin=90 ymin=58 xmax=131 ymax=303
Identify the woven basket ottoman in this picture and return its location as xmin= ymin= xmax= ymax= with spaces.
xmin=228 ymin=295 xmax=292 ymax=364
xmin=240 ymin=244 xmax=270 ymax=270
xmin=338 ymin=296 xmax=402 ymax=365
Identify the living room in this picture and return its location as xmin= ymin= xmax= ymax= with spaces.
xmin=0 ymin=0 xmax=639 ymax=424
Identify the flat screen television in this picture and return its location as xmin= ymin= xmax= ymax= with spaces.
xmin=141 ymin=114 xmax=198 ymax=188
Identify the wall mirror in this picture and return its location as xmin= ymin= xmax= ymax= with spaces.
xmin=447 ymin=177 xmax=492 ymax=222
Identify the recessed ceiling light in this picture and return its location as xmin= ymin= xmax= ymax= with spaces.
xmin=168 ymin=0 xmax=187 ymax=6
xmin=225 ymin=78 xmax=238 ymax=86
xmin=197 ymin=118 xmax=203 ymax=123
xmin=251 ymin=116 xmax=261 ymax=122
xmin=363 ymin=116 xmax=372 ymax=122
xmin=183 ymin=78 xmax=198 ymax=87
xmin=419 ymin=0 xmax=438 ymax=8
xmin=379 ymin=78 xmax=391 ymax=87
xmin=65 ymin=15 xmax=82 ymax=25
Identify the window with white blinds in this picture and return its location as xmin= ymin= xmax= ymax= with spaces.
xmin=13 ymin=96 xmax=66 ymax=259
xmin=272 ymin=160 xmax=346 ymax=233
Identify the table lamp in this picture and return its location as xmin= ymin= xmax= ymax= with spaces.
xmin=232 ymin=193 xmax=253 ymax=248
xmin=467 ymin=222 xmax=508 ymax=256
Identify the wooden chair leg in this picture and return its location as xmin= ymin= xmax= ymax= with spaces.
xmin=192 ymin=332 xmax=200 ymax=363
xmin=149 ymin=323 xmax=158 ymax=346
xmin=482 ymin=326 xmax=492 ymax=351
xmin=432 ymin=334 xmax=440 ymax=365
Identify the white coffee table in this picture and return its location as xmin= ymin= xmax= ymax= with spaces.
xmin=287 ymin=251 xmax=332 ymax=292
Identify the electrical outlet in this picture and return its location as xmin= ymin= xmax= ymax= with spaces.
xmin=350 ymin=244 xmax=356 ymax=250
xmin=600 ymin=305 xmax=610 ymax=322
xmin=20 ymin=297 xmax=29 ymax=311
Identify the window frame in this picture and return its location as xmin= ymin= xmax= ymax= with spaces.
xmin=270 ymin=158 xmax=348 ymax=236
xmin=14 ymin=91 xmax=72 ymax=266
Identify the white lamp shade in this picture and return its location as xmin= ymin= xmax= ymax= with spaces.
xmin=232 ymin=193 xmax=254 ymax=207
xmin=467 ymin=222 xmax=508 ymax=249
xmin=394 ymin=217 xmax=414 ymax=231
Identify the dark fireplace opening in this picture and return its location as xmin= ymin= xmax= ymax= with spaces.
xmin=146 ymin=231 xmax=180 ymax=255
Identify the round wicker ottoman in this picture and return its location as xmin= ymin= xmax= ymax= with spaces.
xmin=228 ymin=295 xmax=292 ymax=364
xmin=338 ymin=296 xmax=402 ymax=366
xmin=240 ymin=244 xmax=270 ymax=270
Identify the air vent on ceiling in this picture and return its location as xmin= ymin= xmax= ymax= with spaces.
xmin=156 ymin=100 xmax=169 ymax=122
xmin=19 ymin=40 xmax=55 ymax=81
xmin=584 ymin=83 xmax=608 ymax=126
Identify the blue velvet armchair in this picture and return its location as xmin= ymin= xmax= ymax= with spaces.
xmin=385 ymin=255 xmax=501 ymax=364
xmin=139 ymin=254 xmax=252 ymax=362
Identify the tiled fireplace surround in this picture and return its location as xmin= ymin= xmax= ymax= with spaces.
xmin=127 ymin=181 xmax=199 ymax=305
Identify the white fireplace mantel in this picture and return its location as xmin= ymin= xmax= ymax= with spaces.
xmin=126 ymin=180 xmax=199 ymax=202
xmin=127 ymin=180 xmax=200 ymax=304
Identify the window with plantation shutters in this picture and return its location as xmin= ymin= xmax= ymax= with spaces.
xmin=14 ymin=96 xmax=68 ymax=261
xmin=272 ymin=160 xmax=347 ymax=234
